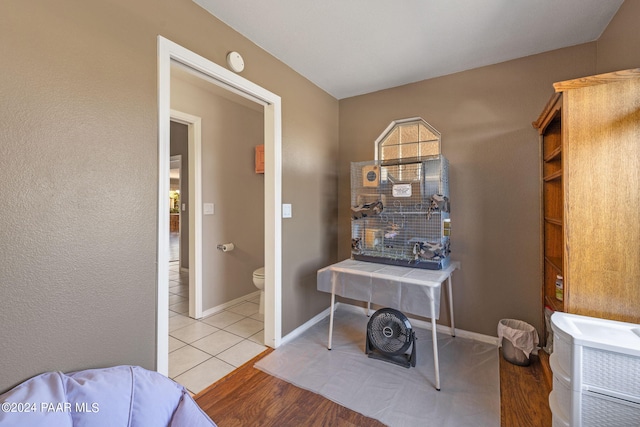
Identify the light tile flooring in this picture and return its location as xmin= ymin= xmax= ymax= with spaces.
xmin=168 ymin=260 xmax=267 ymax=394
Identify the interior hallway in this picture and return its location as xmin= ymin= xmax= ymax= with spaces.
xmin=168 ymin=232 xmax=267 ymax=394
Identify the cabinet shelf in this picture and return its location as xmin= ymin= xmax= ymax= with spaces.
xmin=543 ymin=170 xmax=562 ymax=182
xmin=544 ymin=217 xmax=562 ymax=226
xmin=545 ymin=256 xmax=562 ymax=274
xmin=544 ymin=295 xmax=563 ymax=313
xmin=543 ymin=146 xmax=562 ymax=162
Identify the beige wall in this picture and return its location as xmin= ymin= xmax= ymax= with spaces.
xmin=596 ymin=0 xmax=640 ymax=73
xmin=337 ymin=0 xmax=639 ymax=337
xmin=0 ymin=0 xmax=635 ymax=394
xmin=0 ymin=0 xmax=338 ymax=393
xmin=338 ymin=44 xmax=598 ymax=337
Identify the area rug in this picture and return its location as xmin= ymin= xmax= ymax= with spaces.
xmin=255 ymin=306 xmax=500 ymax=427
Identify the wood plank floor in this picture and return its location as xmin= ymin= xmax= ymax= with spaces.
xmin=196 ymin=347 xmax=551 ymax=427
xmin=195 ymin=349 xmax=385 ymax=427
xmin=500 ymin=349 xmax=552 ymax=427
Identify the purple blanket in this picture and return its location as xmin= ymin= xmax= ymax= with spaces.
xmin=0 ymin=365 xmax=216 ymax=426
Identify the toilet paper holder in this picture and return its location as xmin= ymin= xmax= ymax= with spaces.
xmin=217 ymin=243 xmax=235 ymax=252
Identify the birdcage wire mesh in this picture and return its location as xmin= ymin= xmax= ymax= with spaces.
xmin=350 ymin=156 xmax=450 ymax=269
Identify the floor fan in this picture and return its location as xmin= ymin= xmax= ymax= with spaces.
xmin=365 ymin=308 xmax=416 ymax=368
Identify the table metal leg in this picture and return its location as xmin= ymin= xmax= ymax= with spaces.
xmin=430 ymin=292 xmax=440 ymax=391
xmin=328 ymin=272 xmax=337 ymax=350
xmin=447 ymin=275 xmax=455 ymax=337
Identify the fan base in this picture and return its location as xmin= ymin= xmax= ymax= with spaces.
xmin=367 ymin=350 xmax=414 ymax=369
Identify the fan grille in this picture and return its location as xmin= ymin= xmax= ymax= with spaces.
xmin=367 ymin=309 xmax=412 ymax=355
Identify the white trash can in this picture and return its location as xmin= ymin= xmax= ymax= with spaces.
xmin=497 ymin=319 xmax=539 ymax=366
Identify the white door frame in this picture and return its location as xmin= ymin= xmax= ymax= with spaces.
xmin=170 ymin=111 xmax=203 ymax=320
xmin=157 ymin=36 xmax=283 ymax=376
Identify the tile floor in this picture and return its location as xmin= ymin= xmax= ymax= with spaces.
xmin=168 ymin=260 xmax=267 ymax=394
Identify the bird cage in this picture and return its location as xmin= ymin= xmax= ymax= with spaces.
xmin=351 ymin=119 xmax=450 ymax=269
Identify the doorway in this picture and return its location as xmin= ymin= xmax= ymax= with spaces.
xmin=170 ymin=110 xmax=203 ymax=320
xmin=169 ymin=154 xmax=182 ymax=264
xmin=157 ymin=36 xmax=283 ymax=376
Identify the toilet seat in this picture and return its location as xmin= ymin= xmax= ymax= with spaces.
xmin=253 ymin=267 xmax=265 ymax=278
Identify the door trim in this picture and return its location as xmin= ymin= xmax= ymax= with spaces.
xmin=170 ymin=111 xmax=203 ymax=320
xmin=157 ymin=36 xmax=283 ymax=376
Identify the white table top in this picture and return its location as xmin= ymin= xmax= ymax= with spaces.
xmin=318 ymin=259 xmax=459 ymax=286
xmin=317 ymin=259 xmax=459 ymax=319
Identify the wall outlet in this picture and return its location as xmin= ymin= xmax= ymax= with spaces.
xmin=203 ymin=203 xmax=215 ymax=215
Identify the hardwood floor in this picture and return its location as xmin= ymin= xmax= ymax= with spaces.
xmin=196 ymin=347 xmax=551 ymax=427
xmin=195 ymin=349 xmax=385 ymax=427
xmin=500 ymin=349 xmax=552 ymax=427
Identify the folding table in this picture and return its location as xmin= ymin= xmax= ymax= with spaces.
xmin=317 ymin=259 xmax=459 ymax=390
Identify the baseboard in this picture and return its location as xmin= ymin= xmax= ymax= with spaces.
xmin=280 ymin=302 xmax=500 ymax=348
xmin=280 ymin=305 xmax=334 ymax=346
xmin=200 ymin=290 xmax=261 ymax=319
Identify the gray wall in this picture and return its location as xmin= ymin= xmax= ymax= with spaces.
xmin=0 ymin=0 xmax=338 ymax=393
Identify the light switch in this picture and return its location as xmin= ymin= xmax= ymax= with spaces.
xmin=282 ymin=203 xmax=292 ymax=218
xmin=182 ymin=203 xmax=186 ymax=212
xmin=203 ymin=203 xmax=215 ymax=215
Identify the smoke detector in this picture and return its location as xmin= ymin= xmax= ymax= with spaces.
xmin=226 ymin=51 xmax=244 ymax=73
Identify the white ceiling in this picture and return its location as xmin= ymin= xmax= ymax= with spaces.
xmin=193 ymin=0 xmax=623 ymax=99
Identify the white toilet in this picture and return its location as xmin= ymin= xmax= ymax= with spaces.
xmin=252 ymin=267 xmax=265 ymax=314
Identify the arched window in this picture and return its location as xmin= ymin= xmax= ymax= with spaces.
xmin=374 ymin=117 xmax=440 ymax=181
xmin=375 ymin=117 xmax=441 ymax=163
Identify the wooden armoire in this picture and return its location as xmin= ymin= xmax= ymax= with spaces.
xmin=533 ymin=69 xmax=640 ymax=375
